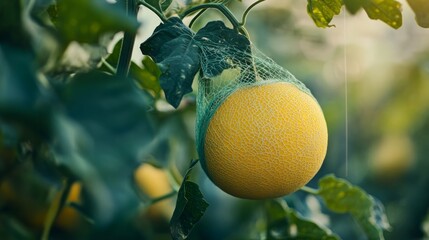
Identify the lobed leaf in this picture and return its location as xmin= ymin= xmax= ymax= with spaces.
xmin=140 ymin=18 xmax=251 ymax=108
xmin=307 ymin=0 xmax=343 ymax=28
xmin=362 ymin=0 xmax=402 ymax=29
xmin=170 ymin=161 xmax=209 ymax=240
xmin=318 ymin=175 xmax=391 ymax=240
xmin=140 ymin=17 xmax=200 ymax=108
xmin=266 ymin=199 xmax=340 ymax=240
xmin=195 ymin=21 xmax=251 ymax=78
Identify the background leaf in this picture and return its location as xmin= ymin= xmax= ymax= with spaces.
xmin=362 ymin=0 xmax=402 ymax=29
xmin=0 ymin=45 xmax=53 ymax=139
xmin=100 ymin=39 xmax=162 ymax=97
xmin=53 ymin=71 xmax=157 ymax=224
xmin=266 ymin=199 xmax=339 ymax=240
xmin=50 ymin=0 xmax=139 ymax=44
xmin=318 ymin=175 xmax=391 ymax=240
xmin=0 ymin=1 xmax=30 ymax=48
xmin=407 ymin=0 xmax=429 ymax=28
xmin=344 ymin=0 xmax=363 ymax=14
xmin=307 ymin=0 xmax=343 ymax=28
xmin=170 ymin=161 xmax=209 ymax=240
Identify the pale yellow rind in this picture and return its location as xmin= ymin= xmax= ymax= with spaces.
xmin=204 ymin=82 xmax=328 ymax=199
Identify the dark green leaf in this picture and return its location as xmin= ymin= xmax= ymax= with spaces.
xmin=266 ymin=199 xmax=339 ymax=240
xmin=318 ymin=175 xmax=391 ymax=240
xmin=362 ymin=0 xmax=402 ymax=29
xmin=195 ymin=21 xmax=251 ymax=78
xmin=407 ymin=0 xmax=429 ymax=28
xmin=0 ymin=45 xmax=53 ymax=139
xmin=0 ymin=1 xmax=31 ymax=48
xmin=140 ymin=17 xmax=200 ymax=108
xmin=141 ymin=18 xmax=252 ymax=108
xmin=344 ymin=0 xmax=363 ymax=14
xmin=53 ymin=71 xmax=156 ymax=223
xmin=170 ymin=161 xmax=209 ymax=240
xmin=307 ymin=0 xmax=343 ymax=28
xmin=51 ymin=0 xmax=139 ymax=44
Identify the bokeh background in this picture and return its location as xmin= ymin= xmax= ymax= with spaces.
xmin=1 ymin=0 xmax=428 ymax=239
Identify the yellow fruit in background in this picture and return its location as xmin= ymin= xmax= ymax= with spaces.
xmin=56 ymin=182 xmax=82 ymax=229
xmin=0 ymin=181 xmax=82 ymax=231
xmin=203 ymin=82 xmax=328 ymax=199
xmin=370 ymin=135 xmax=415 ymax=180
xmin=134 ymin=164 xmax=174 ymax=220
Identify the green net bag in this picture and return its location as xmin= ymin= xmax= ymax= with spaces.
xmin=194 ymin=28 xmax=328 ymax=199
xmin=195 ymin=41 xmax=314 ymax=166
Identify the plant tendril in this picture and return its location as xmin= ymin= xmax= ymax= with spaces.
xmin=189 ymin=8 xmax=208 ymax=29
xmin=241 ymin=0 xmax=266 ymax=26
xmin=179 ymin=3 xmax=248 ymax=37
xmin=137 ymin=0 xmax=168 ymax=22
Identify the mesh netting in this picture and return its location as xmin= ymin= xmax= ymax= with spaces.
xmin=195 ymin=41 xmax=314 ymax=168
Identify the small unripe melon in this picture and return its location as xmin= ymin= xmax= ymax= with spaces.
xmin=202 ymin=82 xmax=328 ymax=199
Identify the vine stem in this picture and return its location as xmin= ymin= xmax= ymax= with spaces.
xmin=137 ymin=0 xmax=167 ymax=22
xmin=41 ymin=178 xmax=73 ymax=240
xmin=179 ymin=3 xmax=247 ymax=37
xmin=241 ymin=0 xmax=266 ymax=26
xmin=148 ymin=190 xmax=177 ymax=204
xmin=117 ymin=0 xmax=138 ymax=78
xmin=300 ymin=186 xmax=319 ymax=195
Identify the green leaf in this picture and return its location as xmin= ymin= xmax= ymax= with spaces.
xmin=53 ymin=71 xmax=157 ymax=223
xmin=344 ymin=0 xmax=363 ymax=14
xmin=0 ymin=1 xmax=30 ymax=48
xmin=100 ymin=39 xmax=161 ymax=97
xmin=195 ymin=21 xmax=252 ymax=78
xmin=140 ymin=17 xmax=200 ymax=108
xmin=307 ymin=0 xmax=343 ymax=28
xmin=266 ymin=199 xmax=340 ymax=240
xmin=132 ymin=58 xmax=162 ymax=97
xmin=140 ymin=18 xmax=252 ymax=108
xmin=407 ymin=0 xmax=429 ymax=28
xmin=318 ymin=175 xmax=391 ymax=240
xmin=170 ymin=161 xmax=209 ymax=240
xmin=0 ymin=45 xmax=53 ymax=138
xmin=50 ymin=0 xmax=139 ymax=44
xmin=362 ymin=0 xmax=402 ymax=29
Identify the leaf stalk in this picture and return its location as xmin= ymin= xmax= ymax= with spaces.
xmin=117 ymin=0 xmax=138 ymax=78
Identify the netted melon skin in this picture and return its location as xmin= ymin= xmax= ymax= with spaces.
xmin=203 ymin=82 xmax=328 ymax=199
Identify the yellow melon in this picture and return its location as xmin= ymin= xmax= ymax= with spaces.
xmin=203 ymin=82 xmax=328 ymax=199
